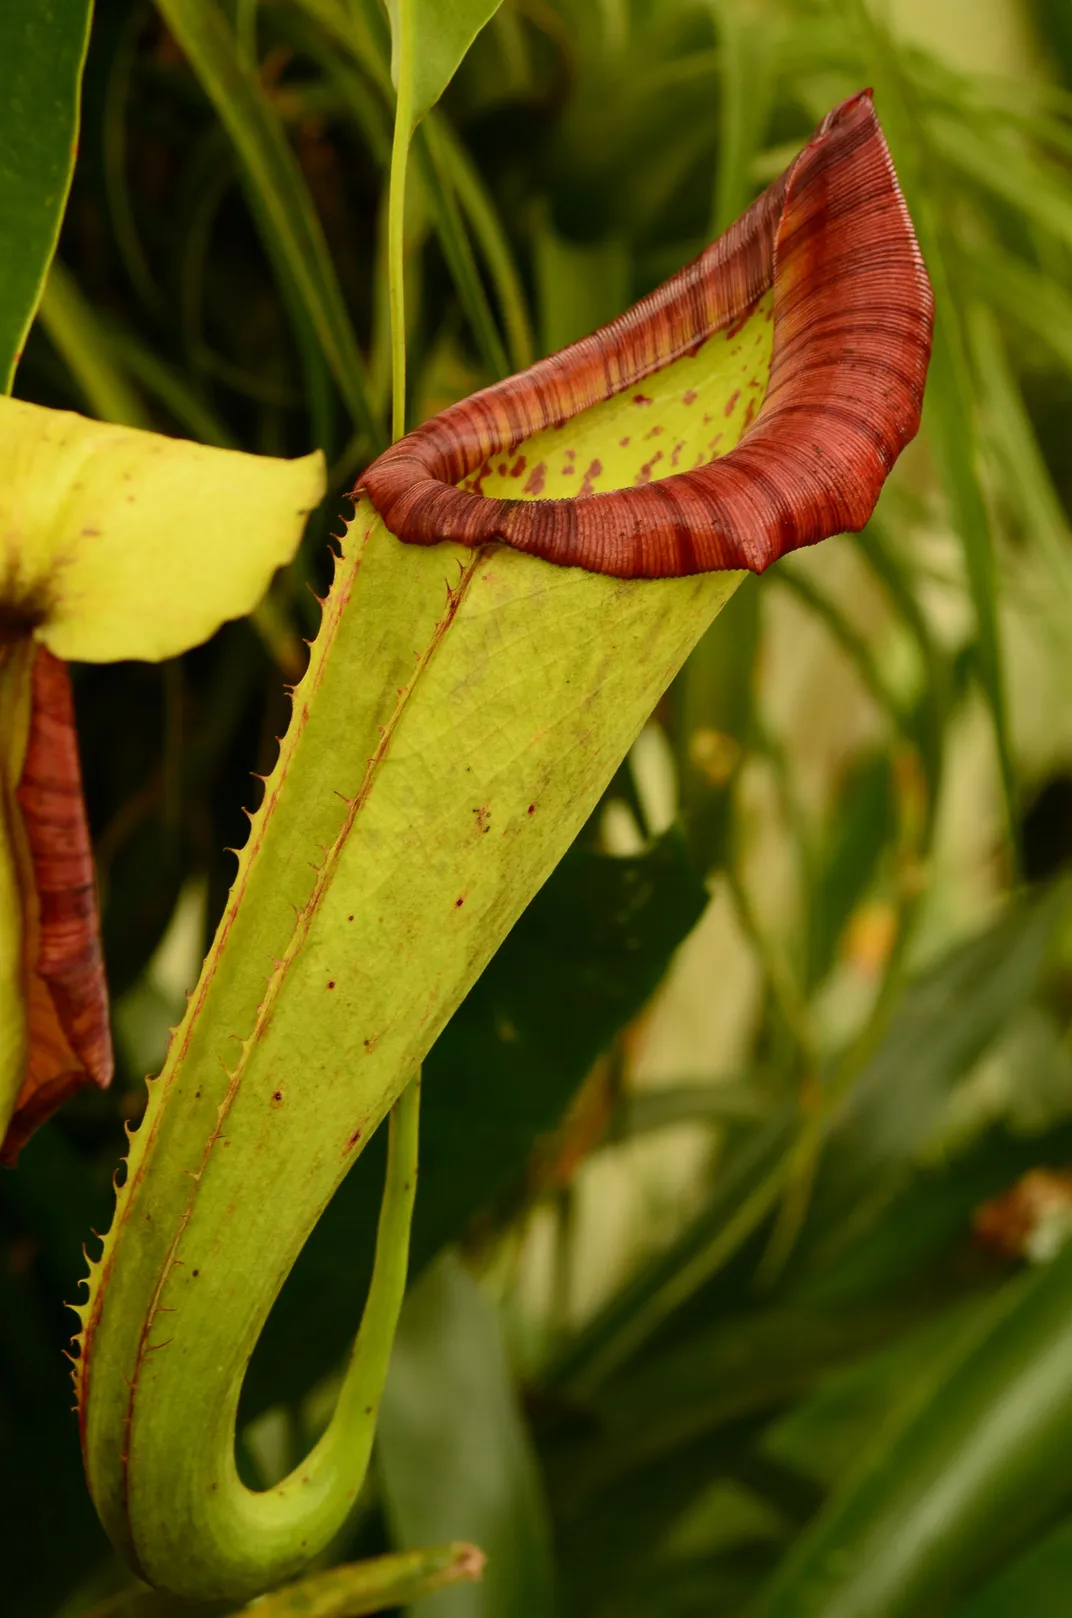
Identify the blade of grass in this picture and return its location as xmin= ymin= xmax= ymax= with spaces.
xmin=705 ymin=0 xmax=773 ymax=234
xmin=842 ymin=0 xmax=1016 ymax=863
xmin=771 ymin=567 xmax=913 ymax=741
xmin=428 ymin=110 xmax=535 ymax=371
xmin=102 ymin=4 xmax=163 ymax=312
xmin=968 ymin=243 xmax=1072 ymax=385
xmin=418 ymin=117 xmax=510 ymax=378
xmin=542 ymin=1109 xmax=800 ymax=1394
xmin=925 ymin=110 xmax=1072 ymax=258
xmin=750 ymin=1241 xmax=1072 ymax=1618
xmin=155 ymin=0 xmax=383 ymax=449
xmin=37 ymin=260 xmax=150 ymax=428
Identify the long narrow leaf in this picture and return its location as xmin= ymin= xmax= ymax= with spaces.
xmin=155 ymin=0 xmax=382 ymax=448
xmin=0 ymin=0 xmax=92 ymax=390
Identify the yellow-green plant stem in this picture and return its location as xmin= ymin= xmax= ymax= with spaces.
xmin=387 ymin=1 xmax=415 ymax=443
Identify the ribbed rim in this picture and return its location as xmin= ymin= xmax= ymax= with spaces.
xmin=359 ymin=91 xmax=934 ymax=580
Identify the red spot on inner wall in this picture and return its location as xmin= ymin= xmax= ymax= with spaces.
xmin=510 ymin=455 xmax=526 ymax=477
xmin=561 ymin=462 xmax=576 ymax=475
xmin=633 ymin=393 xmax=653 ymax=405
xmin=742 ymin=397 xmax=758 ymax=430
xmin=724 ymin=390 xmax=741 ymax=417
xmin=644 ymin=424 xmax=664 ymax=440
xmin=578 ymin=458 xmax=603 ymax=496
xmin=670 ymin=441 xmax=685 ymax=467
xmin=635 ymin=449 xmax=664 ymax=486
xmin=682 ymin=389 xmax=697 ymax=405
xmin=708 ymin=433 xmax=723 ymax=452
xmin=523 ymin=461 xmax=546 ymax=496
xmin=702 ymin=413 xmax=713 ymax=425
xmin=619 ymin=436 xmax=631 ymax=447
xmin=726 ymin=307 xmax=754 ymax=339
xmin=564 ymin=448 xmax=575 ymax=459
xmin=497 ymin=463 xmax=508 ymax=475
xmin=471 ymin=458 xmax=494 ymax=496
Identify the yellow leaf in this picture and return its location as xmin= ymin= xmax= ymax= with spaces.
xmin=0 ymin=397 xmax=324 ymax=662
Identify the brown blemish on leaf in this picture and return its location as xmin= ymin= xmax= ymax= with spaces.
xmin=723 ymin=389 xmax=740 ymax=417
xmin=578 ymin=459 xmax=602 ymax=497
xmin=682 ymin=389 xmax=697 ymax=405
xmin=523 ymin=462 xmax=546 ymax=496
xmin=634 ymin=450 xmax=664 ymax=487
xmin=509 ymin=455 xmax=526 ymax=477
xmin=632 ymin=393 xmax=653 ymax=406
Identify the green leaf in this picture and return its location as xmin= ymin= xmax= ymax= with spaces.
xmin=954 ymin=1519 xmax=1072 ymax=1618
xmin=383 ymin=0 xmax=506 ymax=130
xmin=154 ymin=0 xmax=381 ymax=448
xmin=378 ymin=1253 xmax=554 ymax=1618
xmin=806 ymin=753 xmax=896 ymax=991
xmin=0 ymin=395 xmax=323 ymax=662
xmin=704 ymin=0 xmax=774 ymax=234
xmin=841 ymin=0 xmax=1015 ymax=852
xmin=544 ymin=1109 xmax=799 ymax=1394
xmin=750 ymin=1241 xmax=1072 ymax=1618
xmin=0 ymin=0 xmax=92 ymax=392
xmin=562 ymin=1303 xmax=920 ymax=1507
xmin=534 ymin=223 xmax=630 ymax=356
xmin=809 ymin=886 xmax=1067 ymax=1249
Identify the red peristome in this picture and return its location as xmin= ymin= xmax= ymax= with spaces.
xmin=2 ymin=645 xmax=112 ymax=1163
xmin=359 ymin=91 xmax=934 ymax=578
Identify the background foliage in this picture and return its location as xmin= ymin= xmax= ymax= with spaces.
xmin=7 ymin=0 xmax=1072 ymax=1614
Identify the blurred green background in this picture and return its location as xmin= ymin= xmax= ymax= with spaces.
xmin=9 ymin=0 xmax=1072 ymax=1614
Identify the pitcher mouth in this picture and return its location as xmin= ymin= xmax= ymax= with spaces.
xmin=358 ymin=89 xmax=934 ymax=581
